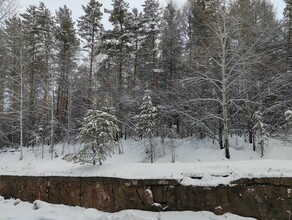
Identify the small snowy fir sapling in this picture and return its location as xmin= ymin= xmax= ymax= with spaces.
xmin=134 ymin=89 xmax=157 ymax=139
xmin=65 ymin=106 xmax=119 ymax=165
xmin=134 ymin=89 xmax=157 ymax=162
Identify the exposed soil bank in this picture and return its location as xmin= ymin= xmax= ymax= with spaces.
xmin=0 ymin=176 xmax=291 ymax=220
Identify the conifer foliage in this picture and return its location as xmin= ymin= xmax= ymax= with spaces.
xmin=66 ymin=106 xmax=119 ymax=165
xmin=135 ymin=89 xmax=157 ymax=138
xmin=0 ymin=0 xmax=291 ymax=161
xmin=134 ymin=89 xmax=157 ymax=162
xmin=78 ymin=0 xmax=103 ymax=103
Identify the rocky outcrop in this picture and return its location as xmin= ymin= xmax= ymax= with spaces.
xmin=0 ymin=176 xmax=291 ymax=220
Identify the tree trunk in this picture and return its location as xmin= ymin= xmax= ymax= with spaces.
xmin=287 ymin=12 xmax=292 ymax=72
xmin=171 ymin=140 xmax=175 ymax=163
xmin=88 ymin=26 xmax=95 ymax=106
xmin=50 ymin=65 xmax=55 ymax=160
xmin=152 ymin=34 xmax=158 ymax=92
xmin=248 ymin=122 xmax=253 ymax=144
xmin=252 ymin=131 xmax=256 ymax=152
xmin=150 ymin=136 xmax=154 ymax=163
xmin=221 ymin=15 xmax=230 ymax=159
xmin=19 ymin=45 xmax=24 ymax=161
xmin=218 ymin=105 xmax=223 ymax=149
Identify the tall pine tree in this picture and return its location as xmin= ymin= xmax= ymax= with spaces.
xmin=141 ymin=0 xmax=162 ymax=91
xmin=78 ymin=0 xmax=104 ymax=105
xmin=55 ymin=6 xmax=79 ymax=143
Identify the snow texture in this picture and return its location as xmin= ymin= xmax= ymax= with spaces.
xmin=0 ymin=197 xmax=256 ymax=220
xmin=0 ymin=136 xmax=291 ymax=187
xmin=0 ymin=136 xmax=290 ymax=219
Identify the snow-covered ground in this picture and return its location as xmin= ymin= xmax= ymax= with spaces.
xmin=0 ymin=136 xmax=291 ymax=186
xmin=0 ymin=196 xmax=256 ymax=220
xmin=0 ymin=136 xmax=291 ymax=219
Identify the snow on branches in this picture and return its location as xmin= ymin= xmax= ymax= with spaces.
xmin=285 ymin=110 xmax=292 ymax=123
xmin=134 ymin=89 xmax=157 ymax=139
xmin=133 ymin=89 xmax=157 ymax=163
xmin=253 ymin=111 xmax=268 ymax=157
xmin=64 ymin=106 xmax=119 ymax=165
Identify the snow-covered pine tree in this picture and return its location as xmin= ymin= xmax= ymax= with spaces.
xmin=55 ymin=6 xmax=79 ymax=145
xmin=104 ymin=0 xmax=131 ymax=89
xmin=66 ymin=106 xmax=119 ymax=165
xmin=78 ymin=0 xmax=103 ymax=104
xmin=141 ymin=0 xmax=162 ymax=91
xmin=3 ymin=16 xmax=25 ymax=160
xmin=253 ymin=111 xmax=268 ymax=157
xmin=134 ymin=89 xmax=157 ymax=163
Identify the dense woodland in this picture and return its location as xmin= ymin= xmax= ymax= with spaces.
xmin=0 ymin=0 xmax=292 ymax=161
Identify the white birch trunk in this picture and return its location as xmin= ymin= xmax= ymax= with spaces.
xmin=220 ymin=4 xmax=230 ymax=159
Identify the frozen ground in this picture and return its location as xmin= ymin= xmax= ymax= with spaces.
xmin=0 ymin=136 xmax=291 ymax=219
xmin=0 ymin=136 xmax=291 ymax=186
xmin=0 ymin=196 xmax=256 ymax=220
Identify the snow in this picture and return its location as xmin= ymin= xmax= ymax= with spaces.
xmin=0 ymin=196 xmax=256 ymax=220
xmin=0 ymin=136 xmax=291 ymax=219
xmin=286 ymin=110 xmax=292 ymax=121
xmin=0 ymin=136 xmax=291 ymax=187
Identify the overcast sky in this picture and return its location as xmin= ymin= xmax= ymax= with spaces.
xmin=18 ymin=0 xmax=286 ymax=27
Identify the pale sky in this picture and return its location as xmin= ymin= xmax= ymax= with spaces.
xmin=18 ymin=0 xmax=286 ymax=26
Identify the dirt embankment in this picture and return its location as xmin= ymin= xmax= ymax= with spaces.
xmin=0 ymin=176 xmax=291 ymax=220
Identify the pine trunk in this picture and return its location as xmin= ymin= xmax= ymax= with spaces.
xmin=19 ymin=45 xmax=24 ymax=161
xmin=88 ymin=28 xmax=94 ymax=105
xmin=152 ymin=36 xmax=158 ymax=92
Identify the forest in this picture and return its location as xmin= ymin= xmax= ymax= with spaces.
xmin=0 ymin=0 xmax=292 ymax=162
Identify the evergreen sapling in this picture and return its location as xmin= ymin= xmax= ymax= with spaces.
xmin=134 ymin=89 xmax=157 ymax=162
xmin=65 ymin=106 xmax=119 ymax=165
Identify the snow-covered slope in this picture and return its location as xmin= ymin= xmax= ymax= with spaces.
xmin=0 ymin=196 xmax=256 ymax=220
xmin=0 ymin=136 xmax=291 ymax=186
xmin=0 ymin=136 xmax=290 ymax=219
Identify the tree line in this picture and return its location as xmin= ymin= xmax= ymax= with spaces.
xmin=0 ymin=0 xmax=292 ymax=160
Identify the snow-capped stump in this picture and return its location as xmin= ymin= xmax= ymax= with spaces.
xmin=151 ymin=202 xmax=162 ymax=211
xmin=33 ymin=200 xmax=44 ymax=210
